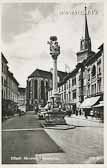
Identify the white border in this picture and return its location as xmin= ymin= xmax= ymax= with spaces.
xmin=0 ymin=0 xmax=106 ymax=168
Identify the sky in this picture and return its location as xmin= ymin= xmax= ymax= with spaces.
xmin=1 ymin=2 xmax=104 ymax=87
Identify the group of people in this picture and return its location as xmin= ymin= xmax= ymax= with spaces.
xmin=34 ymin=102 xmax=101 ymax=120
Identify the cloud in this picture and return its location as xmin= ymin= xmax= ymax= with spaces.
xmin=2 ymin=2 xmax=104 ymax=87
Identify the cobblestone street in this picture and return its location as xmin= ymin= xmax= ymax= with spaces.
xmin=2 ymin=113 xmax=104 ymax=164
xmin=44 ymin=126 xmax=104 ymax=164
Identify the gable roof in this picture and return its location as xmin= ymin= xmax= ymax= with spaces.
xmin=28 ymin=69 xmax=52 ymax=79
xmin=8 ymin=70 xmax=19 ymax=86
xmin=28 ymin=68 xmax=68 ymax=81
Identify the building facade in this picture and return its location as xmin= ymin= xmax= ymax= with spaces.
xmin=18 ymin=87 xmax=26 ymax=112
xmin=1 ymin=53 xmax=19 ymax=118
xmin=26 ymin=69 xmax=67 ymax=111
xmin=48 ymin=7 xmax=104 ymax=116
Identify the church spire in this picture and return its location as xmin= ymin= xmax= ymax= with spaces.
xmin=85 ymin=6 xmax=90 ymax=40
xmin=80 ymin=6 xmax=91 ymax=51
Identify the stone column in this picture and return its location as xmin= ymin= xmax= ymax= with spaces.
xmin=53 ymin=58 xmax=58 ymax=94
xmin=48 ymin=36 xmax=60 ymax=96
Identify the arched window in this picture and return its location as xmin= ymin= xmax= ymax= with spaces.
xmin=91 ymin=65 xmax=96 ymax=77
xmin=41 ymin=80 xmax=45 ymax=99
xmin=46 ymin=81 xmax=49 ymax=100
xmin=34 ymin=80 xmax=38 ymax=99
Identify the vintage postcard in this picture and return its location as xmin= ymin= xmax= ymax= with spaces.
xmin=1 ymin=0 xmax=106 ymax=167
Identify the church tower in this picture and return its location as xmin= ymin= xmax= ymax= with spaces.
xmin=77 ymin=6 xmax=95 ymax=63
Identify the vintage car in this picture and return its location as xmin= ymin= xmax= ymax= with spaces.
xmin=37 ymin=106 xmax=47 ymax=120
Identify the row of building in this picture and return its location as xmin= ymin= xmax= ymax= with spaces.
xmin=48 ymin=8 xmax=104 ymax=117
xmin=1 ymin=53 xmax=26 ymax=118
xmin=26 ymin=7 xmax=104 ymax=119
xmin=49 ymin=44 xmax=104 ymax=111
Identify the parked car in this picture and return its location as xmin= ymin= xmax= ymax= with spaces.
xmin=38 ymin=107 xmax=47 ymax=120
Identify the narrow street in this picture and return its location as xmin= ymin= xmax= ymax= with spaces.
xmin=2 ymin=113 xmax=62 ymax=164
xmin=2 ymin=112 xmax=104 ymax=164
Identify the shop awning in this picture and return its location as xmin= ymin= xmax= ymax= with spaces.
xmin=93 ymin=101 xmax=104 ymax=108
xmin=80 ymin=96 xmax=101 ymax=109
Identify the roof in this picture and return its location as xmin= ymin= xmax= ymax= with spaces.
xmin=93 ymin=104 xmax=104 ymax=108
xmin=8 ymin=70 xmax=19 ymax=86
xmin=57 ymin=71 xmax=68 ymax=81
xmin=58 ymin=63 xmax=82 ymax=87
xmin=84 ymin=44 xmax=103 ymax=66
xmin=28 ymin=68 xmax=68 ymax=80
xmin=98 ymin=43 xmax=104 ymax=50
xmin=1 ymin=52 xmax=8 ymax=64
xmin=85 ymin=7 xmax=90 ymax=40
xmin=28 ymin=69 xmax=52 ymax=79
xmin=93 ymin=101 xmax=104 ymax=108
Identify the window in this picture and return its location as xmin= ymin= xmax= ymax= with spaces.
xmin=66 ymin=94 xmax=68 ymax=103
xmin=34 ymin=80 xmax=38 ymax=99
xmin=72 ymin=89 xmax=76 ymax=99
xmin=69 ymin=80 xmax=70 ymax=89
xmin=64 ymin=92 xmax=66 ymax=100
xmin=64 ymin=83 xmax=66 ymax=90
xmin=72 ymin=77 xmax=76 ymax=86
xmin=41 ymin=80 xmax=45 ymax=99
xmin=97 ymin=80 xmax=101 ymax=92
xmin=91 ymin=65 xmax=96 ymax=77
xmin=88 ymin=74 xmax=90 ymax=81
xmin=79 ymin=87 xmax=82 ymax=96
xmin=97 ymin=60 xmax=101 ymax=75
xmin=2 ymin=77 xmax=3 ymax=86
xmin=69 ymin=91 xmax=71 ymax=101
xmin=87 ymin=69 xmax=90 ymax=81
xmin=66 ymin=81 xmax=68 ymax=89
xmin=2 ymin=63 xmax=3 ymax=72
xmin=87 ymin=84 xmax=90 ymax=96
xmin=83 ymin=86 xmax=86 ymax=96
xmin=91 ymin=84 xmax=96 ymax=95
xmin=61 ymin=93 xmax=63 ymax=101
xmin=4 ymin=79 xmax=7 ymax=87
xmin=46 ymin=81 xmax=49 ymax=90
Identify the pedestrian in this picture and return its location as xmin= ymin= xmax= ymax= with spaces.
xmin=79 ymin=109 xmax=81 ymax=115
xmin=18 ymin=109 xmax=21 ymax=117
xmin=90 ymin=110 xmax=94 ymax=118
xmin=59 ymin=104 xmax=61 ymax=112
xmin=85 ymin=110 xmax=88 ymax=119
xmin=76 ymin=109 xmax=78 ymax=116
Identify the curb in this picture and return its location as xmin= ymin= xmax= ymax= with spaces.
xmin=41 ymin=123 xmax=76 ymax=130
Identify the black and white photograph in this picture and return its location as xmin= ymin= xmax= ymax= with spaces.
xmin=1 ymin=0 xmax=104 ymax=166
